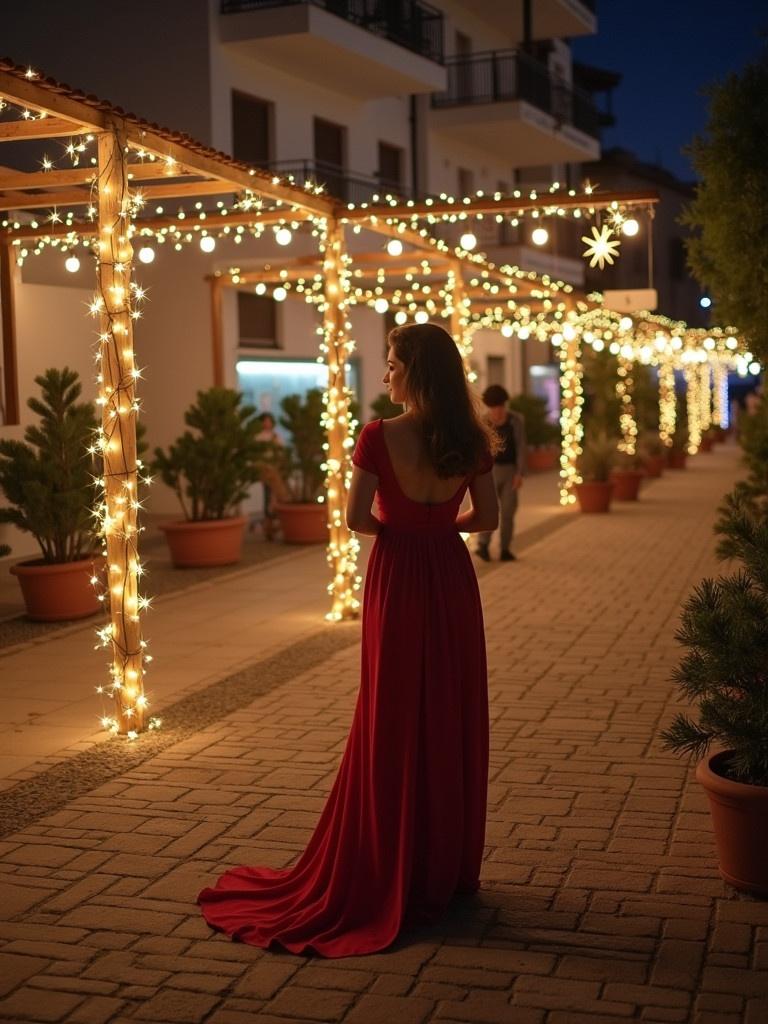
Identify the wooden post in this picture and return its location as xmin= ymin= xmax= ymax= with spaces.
xmin=657 ymin=352 xmax=676 ymax=446
xmin=322 ymin=220 xmax=359 ymax=621
xmin=558 ymin=333 xmax=583 ymax=505
xmin=447 ymin=262 xmax=473 ymax=378
xmin=96 ymin=127 xmax=145 ymax=734
xmin=616 ymin=353 xmax=637 ymax=455
xmin=0 ymin=242 xmax=19 ymax=425
xmin=209 ymin=276 xmax=224 ymax=387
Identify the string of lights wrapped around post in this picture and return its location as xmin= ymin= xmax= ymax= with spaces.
xmin=558 ymin=331 xmax=584 ymax=505
xmin=658 ymin=353 xmax=677 ymax=447
xmin=616 ymin=352 xmax=638 ymax=455
xmin=92 ymin=128 xmax=151 ymax=737
xmin=698 ymin=361 xmax=712 ymax=433
xmin=713 ymin=360 xmax=729 ymax=429
xmin=320 ymin=219 xmax=360 ymax=622
xmin=684 ymin=362 xmax=702 ymax=454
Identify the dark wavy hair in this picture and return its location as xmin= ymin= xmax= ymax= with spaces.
xmin=388 ymin=323 xmax=501 ymax=478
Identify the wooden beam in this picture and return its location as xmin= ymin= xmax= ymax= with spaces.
xmin=209 ymin=277 xmax=224 ymax=387
xmin=0 ymin=69 xmax=335 ymax=217
xmin=0 ymin=242 xmax=19 ymax=425
xmin=342 ymin=189 xmax=661 ymax=223
xmin=0 ymin=179 xmax=237 ymax=211
xmin=3 ymin=207 xmax=314 ymax=241
xmin=0 ymin=117 xmax=90 ymax=141
xmin=0 ymin=162 xmax=205 ymax=190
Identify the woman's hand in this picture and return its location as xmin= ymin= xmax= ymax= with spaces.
xmin=455 ymin=469 xmax=498 ymax=533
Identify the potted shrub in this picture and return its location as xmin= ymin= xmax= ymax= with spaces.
xmin=667 ymin=424 xmax=689 ymax=469
xmin=661 ymin=492 xmax=768 ymax=895
xmin=639 ymin=433 xmax=666 ymax=478
xmin=574 ymin=434 xmax=616 ymax=514
xmin=153 ymin=388 xmax=265 ymax=567
xmin=0 ymin=368 xmax=102 ymax=621
xmin=370 ymin=391 xmax=400 ymax=421
xmin=274 ymin=388 xmax=329 ymax=544
xmin=612 ymin=449 xmax=645 ymax=501
xmin=508 ymin=393 xmax=560 ymax=472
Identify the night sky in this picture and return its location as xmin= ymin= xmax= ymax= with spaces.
xmin=572 ymin=0 xmax=767 ymax=181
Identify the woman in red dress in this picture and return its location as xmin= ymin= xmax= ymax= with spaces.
xmin=198 ymin=323 xmax=499 ymax=957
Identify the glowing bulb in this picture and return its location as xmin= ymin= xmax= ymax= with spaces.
xmin=501 ymin=324 xmax=514 ymax=338
xmin=531 ymin=227 xmax=549 ymax=246
xmin=459 ymin=231 xmax=477 ymax=251
xmin=199 ymin=235 xmax=216 ymax=253
xmin=620 ymin=316 xmax=633 ymax=331
xmin=273 ymin=286 xmax=287 ymax=302
xmin=255 ymin=282 xmax=267 ymax=295
xmin=374 ymin=298 xmax=389 ymax=314
xmin=621 ymin=218 xmax=640 ymax=237
xmin=394 ymin=310 xmax=408 ymax=325
xmin=386 ymin=238 xmax=403 ymax=257
xmin=415 ymin=310 xmax=429 ymax=324
xmin=700 ymin=296 xmax=711 ymax=309
xmin=275 ymin=227 xmax=292 ymax=246
xmin=749 ymin=361 xmax=761 ymax=375
xmin=64 ymin=255 xmax=81 ymax=273
xmin=138 ymin=245 xmax=155 ymax=264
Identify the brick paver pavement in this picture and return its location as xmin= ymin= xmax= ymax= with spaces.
xmin=2 ymin=444 xmax=766 ymax=1024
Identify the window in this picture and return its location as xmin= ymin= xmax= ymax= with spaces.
xmin=457 ymin=167 xmax=474 ymax=197
xmin=314 ymin=117 xmax=346 ymax=200
xmin=238 ymin=292 xmax=278 ymax=349
xmin=486 ymin=356 xmax=506 ymax=387
xmin=231 ymin=91 xmax=272 ymax=166
xmin=378 ymin=142 xmax=403 ymax=194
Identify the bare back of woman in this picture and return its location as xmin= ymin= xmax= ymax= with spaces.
xmin=381 ymin=414 xmax=467 ymax=505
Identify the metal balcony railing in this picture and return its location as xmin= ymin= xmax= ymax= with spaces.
xmin=220 ymin=0 xmax=444 ymax=64
xmin=432 ymin=49 xmax=600 ymax=139
xmin=267 ymin=159 xmax=411 ymax=205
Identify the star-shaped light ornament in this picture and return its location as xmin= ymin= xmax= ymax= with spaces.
xmin=581 ymin=224 xmax=621 ymax=270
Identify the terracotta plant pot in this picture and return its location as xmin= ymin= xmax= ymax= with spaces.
xmin=10 ymin=556 xmax=102 ymax=621
xmin=526 ymin=446 xmax=558 ymax=473
xmin=276 ymin=502 xmax=328 ymax=544
xmin=574 ymin=480 xmax=613 ymax=514
xmin=160 ymin=516 xmax=247 ymax=568
xmin=643 ymin=455 xmax=665 ymax=478
xmin=667 ymin=450 xmax=688 ymax=470
xmin=696 ymin=751 xmax=768 ymax=896
xmin=611 ymin=469 xmax=644 ymax=501
xmin=699 ymin=436 xmax=714 ymax=453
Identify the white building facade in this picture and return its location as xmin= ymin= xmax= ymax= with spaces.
xmin=2 ymin=0 xmax=600 ymax=538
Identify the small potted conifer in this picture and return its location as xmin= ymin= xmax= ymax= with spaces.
xmin=508 ymin=393 xmax=560 ymax=472
xmin=574 ymin=434 xmax=616 ymax=514
xmin=661 ymin=490 xmax=768 ymax=894
xmin=639 ymin=432 xmax=666 ymax=478
xmin=153 ymin=388 xmax=266 ymax=567
xmin=0 ymin=368 xmax=102 ymax=621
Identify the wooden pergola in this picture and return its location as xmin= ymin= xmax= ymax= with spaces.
xmin=1 ymin=57 xmax=684 ymax=737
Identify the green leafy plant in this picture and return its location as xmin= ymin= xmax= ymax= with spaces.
xmin=669 ymin=398 xmax=689 ymax=453
xmin=508 ymin=393 xmax=559 ymax=447
xmin=582 ymin=348 xmax=621 ymax=436
xmin=370 ymin=391 xmax=400 ymax=420
xmin=639 ymin=431 xmax=665 ymax=459
xmin=278 ymin=389 xmax=360 ymax=503
xmin=614 ymin=448 xmax=643 ymax=472
xmin=152 ymin=388 xmax=266 ymax=521
xmin=577 ymin=433 xmax=617 ymax=483
xmin=0 ymin=368 xmax=99 ymax=563
xmin=661 ymin=492 xmax=768 ymax=785
xmin=683 ymin=49 xmax=768 ymax=363
xmin=733 ymin=393 xmax=768 ymax=509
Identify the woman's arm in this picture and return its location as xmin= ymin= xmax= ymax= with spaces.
xmin=456 ymin=469 xmax=498 ymax=533
xmin=345 ymin=465 xmax=381 ymax=535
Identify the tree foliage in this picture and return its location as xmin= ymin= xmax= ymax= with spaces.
xmin=0 ymin=368 xmax=99 ymax=563
xmin=507 ymin=393 xmax=559 ymax=447
xmin=683 ymin=49 xmax=768 ymax=361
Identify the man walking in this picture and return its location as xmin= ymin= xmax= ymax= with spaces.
xmin=476 ymin=385 xmax=526 ymax=562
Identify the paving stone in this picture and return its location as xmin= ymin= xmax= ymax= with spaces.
xmin=132 ymin=989 xmax=218 ymax=1022
xmin=0 ymin=952 xmax=49 ymax=997
xmin=263 ymin=986 xmax=355 ymax=1021
xmin=0 ymin=987 xmax=84 ymax=1021
xmin=344 ymin=993 xmax=433 ymax=1023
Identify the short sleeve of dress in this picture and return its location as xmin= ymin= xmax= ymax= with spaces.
xmin=352 ymin=421 xmax=379 ymax=475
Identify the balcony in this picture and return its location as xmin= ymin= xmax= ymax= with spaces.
xmin=430 ymin=50 xmax=600 ymax=166
xmin=467 ymin=0 xmax=597 ymax=42
xmin=219 ymin=0 xmax=447 ymax=99
xmin=268 ymin=159 xmax=411 ymax=204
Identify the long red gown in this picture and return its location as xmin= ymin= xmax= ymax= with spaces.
xmin=198 ymin=417 xmax=490 ymax=957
